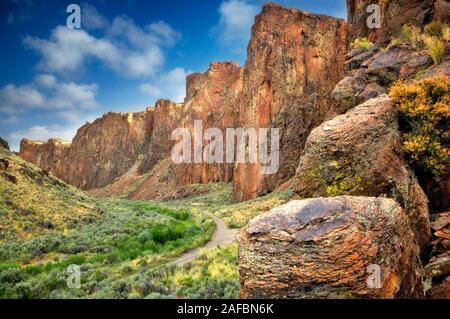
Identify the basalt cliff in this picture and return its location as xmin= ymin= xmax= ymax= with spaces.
xmin=20 ymin=3 xmax=348 ymax=201
xmin=18 ymin=2 xmax=450 ymax=298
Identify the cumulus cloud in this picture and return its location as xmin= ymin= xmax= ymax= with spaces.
xmin=0 ymin=74 xmax=100 ymax=115
xmin=140 ymin=67 xmax=190 ymax=103
xmin=24 ymin=7 xmax=180 ymax=78
xmin=0 ymin=84 xmax=45 ymax=115
xmin=81 ymin=3 xmax=109 ymax=30
xmin=211 ymin=0 xmax=258 ymax=48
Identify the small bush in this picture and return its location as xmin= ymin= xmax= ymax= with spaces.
xmin=390 ymin=76 xmax=450 ymax=177
xmin=444 ymin=25 xmax=450 ymax=42
xmin=424 ymin=20 xmax=446 ymax=39
xmin=423 ymin=35 xmax=446 ymax=65
xmin=387 ymin=37 xmax=403 ymax=49
xmin=400 ymin=25 xmax=423 ymax=49
xmin=350 ymin=37 xmax=374 ymax=51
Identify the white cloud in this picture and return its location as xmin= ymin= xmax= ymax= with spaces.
xmin=81 ymin=3 xmax=109 ymax=30
xmin=211 ymin=0 xmax=258 ymax=47
xmin=34 ymin=74 xmax=57 ymax=88
xmin=140 ymin=67 xmax=189 ymax=103
xmin=24 ymin=8 xmax=180 ymax=78
xmin=108 ymin=16 xmax=180 ymax=49
xmin=140 ymin=83 xmax=162 ymax=97
xmin=1 ymin=115 xmax=19 ymax=125
xmin=0 ymin=84 xmax=45 ymax=114
xmin=0 ymin=75 xmax=100 ymax=115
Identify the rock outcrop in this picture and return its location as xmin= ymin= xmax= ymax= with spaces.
xmin=20 ymin=139 xmax=71 ymax=178
xmin=138 ymin=99 xmax=183 ymax=174
xmin=332 ymin=44 xmax=434 ymax=112
xmin=347 ymin=0 xmax=449 ymax=45
xmin=233 ymin=3 xmax=347 ymax=201
xmin=239 ymin=196 xmax=424 ymax=298
xmin=171 ymin=61 xmax=243 ymax=186
xmin=20 ymin=110 xmax=155 ymax=189
xmin=0 ymin=137 xmax=10 ymax=150
xmin=292 ymin=95 xmax=430 ymax=252
xmin=424 ymin=211 xmax=450 ymax=298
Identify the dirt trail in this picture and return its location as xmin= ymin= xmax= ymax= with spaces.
xmin=172 ymin=214 xmax=238 ymax=266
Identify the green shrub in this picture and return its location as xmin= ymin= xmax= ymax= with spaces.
xmin=400 ymin=25 xmax=423 ymax=49
xmin=423 ymin=35 xmax=446 ymax=65
xmin=424 ymin=20 xmax=446 ymax=38
xmin=390 ymin=76 xmax=450 ymax=177
xmin=350 ymin=37 xmax=374 ymax=51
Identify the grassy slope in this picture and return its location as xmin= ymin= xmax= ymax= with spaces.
xmin=0 ymin=147 xmax=100 ymax=241
xmin=0 ymin=146 xmax=216 ymax=298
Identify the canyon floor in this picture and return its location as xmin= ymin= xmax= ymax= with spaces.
xmin=0 ymin=144 xmax=296 ymax=298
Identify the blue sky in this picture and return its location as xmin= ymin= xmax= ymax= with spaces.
xmin=0 ymin=0 xmax=347 ymax=150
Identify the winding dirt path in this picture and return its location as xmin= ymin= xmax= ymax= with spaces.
xmin=172 ymin=213 xmax=239 ymax=266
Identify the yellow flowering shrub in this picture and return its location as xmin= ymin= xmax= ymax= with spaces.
xmin=390 ymin=76 xmax=450 ymax=177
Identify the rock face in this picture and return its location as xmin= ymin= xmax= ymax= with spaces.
xmin=239 ymin=196 xmax=424 ymax=298
xmin=20 ymin=139 xmax=71 ymax=178
xmin=138 ymin=99 xmax=183 ymax=174
xmin=424 ymin=211 xmax=450 ymax=298
xmin=19 ymin=3 xmax=347 ymax=200
xmin=233 ymin=3 xmax=347 ymax=201
xmin=333 ymin=45 xmax=434 ymax=112
xmin=0 ymin=137 xmax=10 ymax=150
xmin=346 ymin=0 xmax=448 ymax=45
xmin=172 ymin=61 xmax=243 ymax=186
xmin=20 ymin=110 xmax=154 ymax=189
xmin=292 ymin=95 xmax=430 ymax=252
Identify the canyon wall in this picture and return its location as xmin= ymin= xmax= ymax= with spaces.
xmin=233 ymin=3 xmax=347 ymax=200
xmin=170 ymin=61 xmax=243 ymax=186
xmin=21 ymin=110 xmax=154 ymax=189
xmin=347 ymin=0 xmax=450 ymax=45
xmin=20 ymin=3 xmax=347 ymax=200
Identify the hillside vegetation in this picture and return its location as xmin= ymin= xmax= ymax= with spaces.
xmin=0 ymin=146 xmax=220 ymax=298
xmin=0 ymin=146 xmax=100 ymax=241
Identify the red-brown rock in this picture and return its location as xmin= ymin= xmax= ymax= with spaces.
xmin=20 ymin=110 xmax=154 ymax=189
xmin=239 ymin=196 xmax=425 ymax=298
xmin=233 ymin=3 xmax=347 ymax=201
xmin=292 ymin=96 xmax=431 ymax=252
xmin=347 ymin=0 xmax=437 ymax=45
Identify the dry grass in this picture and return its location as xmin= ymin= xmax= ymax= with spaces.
xmin=423 ymin=35 xmax=446 ymax=65
xmin=0 ymin=147 xmax=100 ymax=240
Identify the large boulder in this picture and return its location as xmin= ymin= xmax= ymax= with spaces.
xmin=292 ymin=96 xmax=431 ymax=252
xmin=424 ymin=211 xmax=450 ymax=298
xmin=239 ymin=196 xmax=424 ymax=298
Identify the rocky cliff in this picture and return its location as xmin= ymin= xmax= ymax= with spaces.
xmin=233 ymin=3 xmax=347 ymax=201
xmin=20 ymin=3 xmax=347 ymax=200
xmin=347 ymin=0 xmax=450 ymax=45
xmin=21 ymin=110 xmax=154 ymax=189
